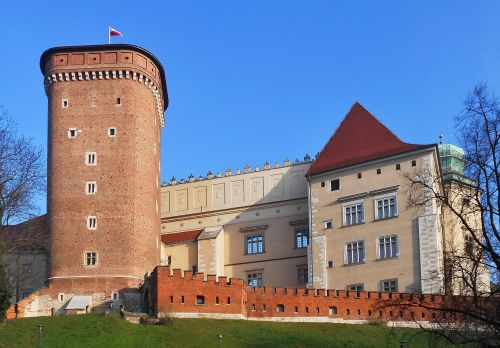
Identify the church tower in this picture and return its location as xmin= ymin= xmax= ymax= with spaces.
xmin=40 ymin=45 xmax=168 ymax=299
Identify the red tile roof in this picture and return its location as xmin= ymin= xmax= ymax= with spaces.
xmin=307 ymin=103 xmax=433 ymax=176
xmin=160 ymin=230 xmax=202 ymax=245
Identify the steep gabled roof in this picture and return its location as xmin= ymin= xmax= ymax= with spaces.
xmin=307 ymin=103 xmax=432 ymax=176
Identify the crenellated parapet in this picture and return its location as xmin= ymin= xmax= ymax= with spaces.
xmin=40 ymin=44 xmax=168 ymax=127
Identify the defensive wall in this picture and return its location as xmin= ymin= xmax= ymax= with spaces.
xmin=148 ymin=266 xmax=463 ymax=325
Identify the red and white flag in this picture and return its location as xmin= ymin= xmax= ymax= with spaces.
xmin=108 ymin=26 xmax=123 ymax=43
xmin=109 ymin=27 xmax=122 ymax=37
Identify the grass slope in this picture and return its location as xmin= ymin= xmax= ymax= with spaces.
xmin=0 ymin=314 xmax=459 ymax=348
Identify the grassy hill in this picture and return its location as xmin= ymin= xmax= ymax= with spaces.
xmin=0 ymin=313 xmax=461 ymax=347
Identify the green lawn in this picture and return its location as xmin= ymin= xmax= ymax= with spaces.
xmin=0 ymin=313 xmax=459 ymax=348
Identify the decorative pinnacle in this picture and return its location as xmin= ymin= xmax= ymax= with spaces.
xmin=264 ymin=161 xmax=270 ymax=170
xmin=284 ymin=158 xmax=291 ymax=166
xmin=304 ymin=154 xmax=311 ymax=162
xmin=274 ymin=161 xmax=280 ymax=168
xmin=225 ymin=168 xmax=232 ymax=176
xmin=439 ymin=134 xmax=444 ymax=144
xmin=207 ymin=171 xmax=213 ymax=179
xmin=245 ymin=165 xmax=251 ymax=173
xmin=170 ymin=176 xmax=177 ymax=185
xmin=188 ymin=174 xmax=195 ymax=182
xmin=236 ymin=168 xmax=241 ymax=174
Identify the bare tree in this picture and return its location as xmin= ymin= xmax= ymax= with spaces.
xmin=378 ymin=84 xmax=499 ymax=346
xmin=0 ymin=105 xmax=46 ymax=319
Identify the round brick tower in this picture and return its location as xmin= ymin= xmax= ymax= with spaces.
xmin=40 ymin=45 xmax=168 ymax=299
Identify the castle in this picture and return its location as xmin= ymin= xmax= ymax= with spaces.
xmin=5 ymin=44 xmax=489 ymax=320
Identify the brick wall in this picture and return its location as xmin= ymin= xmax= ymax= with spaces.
xmin=151 ymin=266 xmax=460 ymax=323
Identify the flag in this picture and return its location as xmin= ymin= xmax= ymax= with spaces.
xmin=109 ymin=27 xmax=122 ymax=37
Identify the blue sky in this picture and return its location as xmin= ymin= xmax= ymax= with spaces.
xmin=0 ymin=1 xmax=498 ymax=213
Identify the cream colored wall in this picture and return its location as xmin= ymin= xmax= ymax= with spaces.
xmin=162 ymin=242 xmax=197 ymax=272
xmin=309 ymin=149 xmax=441 ymax=293
xmin=441 ymin=181 xmax=490 ymax=294
xmin=160 ymin=162 xmax=311 ymax=288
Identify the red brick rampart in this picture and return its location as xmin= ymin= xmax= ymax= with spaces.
xmin=151 ymin=266 xmax=459 ymax=323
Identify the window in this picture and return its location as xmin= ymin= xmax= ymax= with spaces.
xmin=108 ymin=127 xmax=117 ymax=137
xmin=86 ymin=181 xmax=97 ymax=195
xmin=85 ymin=252 xmax=97 ymax=266
xmin=375 ymin=196 xmax=397 ymax=219
xmin=465 ymin=235 xmax=474 ymax=257
xmin=247 ymin=272 xmax=263 ymax=286
xmin=357 ymin=173 xmax=362 ymax=179
xmin=68 ymin=128 xmax=77 ymax=138
xmin=376 ymin=168 xmax=381 ymax=175
xmin=192 ymin=265 xmax=198 ymax=273
xmin=87 ymin=216 xmax=97 ymax=230
xmin=216 ymin=297 xmax=219 ymax=305
xmin=324 ymin=220 xmax=333 ymax=229
xmin=411 ymin=160 xmax=417 ymax=167
xmin=116 ymin=97 xmax=122 ymax=106
xmin=381 ymin=279 xmax=398 ymax=293
xmin=295 ymin=228 xmax=309 ymax=248
xmin=345 ymin=241 xmax=365 ymax=265
xmin=276 ymin=304 xmax=285 ymax=313
xmin=58 ymin=293 xmax=65 ymax=302
xmin=347 ymin=283 xmax=364 ymax=291
xmin=297 ymin=267 xmax=308 ymax=284
xmin=327 ymin=260 xmax=334 ymax=268
xmin=343 ymin=202 xmax=364 ymax=226
xmin=246 ymin=234 xmax=264 ymax=254
xmin=396 ymin=164 xmax=401 ymax=170
xmin=330 ymin=179 xmax=340 ymax=191
xmin=112 ymin=292 xmax=119 ymax=301
xmin=378 ymin=235 xmax=398 ymax=259
xmin=62 ymin=99 xmax=69 ymax=108
xmin=22 ymin=263 xmax=32 ymax=273
xmin=329 ymin=306 xmax=337 ymax=315
xmin=321 ymin=181 xmax=325 ymax=188
xmin=85 ymin=152 xmax=97 ymax=166
xmin=196 ymin=296 xmax=205 ymax=305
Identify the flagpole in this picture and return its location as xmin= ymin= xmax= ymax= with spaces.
xmin=108 ymin=26 xmax=111 ymax=44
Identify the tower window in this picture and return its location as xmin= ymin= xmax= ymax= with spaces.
xmin=411 ymin=160 xmax=417 ymax=167
xmin=62 ymin=99 xmax=69 ymax=108
xmin=396 ymin=164 xmax=401 ymax=170
xmin=116 ymin=97 xmax=122 ymax=106
xmin=330 ymin=179 xmax=340 ymax=191
xmin=84 ymin=252 xmax=97 ymax=266
xmin=85 ymin=152 xmax=97 ymax=166
xmin=357 ymin=173 xmax=362 ymax=179
xmin=112 ymin=292 xmax=120 ymax=301
xmin=68 ymin=128 xmax=77 ymax=138
xmin=86 ymin=181 xmax=97 ymax=195
xmin=376 ymin=168 xmax=381 ymax=175
xmin=108 ymin=127 xmax=117 ymax=137
xmin=87 ymin=216 xmax=97 ymax=230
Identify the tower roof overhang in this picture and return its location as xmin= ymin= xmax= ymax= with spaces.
xmin=40 ymin=44 xmax=169 ymax=110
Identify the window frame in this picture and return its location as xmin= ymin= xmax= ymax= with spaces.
xmin=346 ymin=283 xmax=364 ymax=291
xmin=247 ymin=272 xmax=263 ymax=286
xmin=86 ymin=181 xmax=97 ymax=195
xmin=86 ymin=216 xmax=97 ymax=230
xmin=377 ymin=234 xmax=399 ymax=259
xmin=108 ymin=127 xmax=117 ymax=138
xmin=84 ymin=251 xmax=98 ymax=267
xmin=245 ymin=233 xmax=265 ymax=255
xmin=294 ymin=227 xmax=309 ymax=248
xmin=85 ymin=152 xmax=97 ymax=166
xmin=297 ymin=266 xmax=308 ymax=284
xmin=330 ymin=178 xmax=341 ymax=191
xmin=68 ymin=128 xmax=77 ymax=138
xmin=344 ymin=240 xmax=365 ymax=265
xmin=373 ymin=193 xmax=398 ymax=220
xmin=342 ymin=200 xmax=365 ymax=226
xmin=324 ymin=219 xmax=333 ymax=229
xmin=380 ymin=278 xmax=398 ymax=293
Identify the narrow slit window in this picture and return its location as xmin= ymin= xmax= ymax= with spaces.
xmin=62 ymin=99 xmax=69 ymax=108
xmin=396 ymin=163 xmax=401 ymax=170
xmin=86 ymin=181 xmax=97 ymax=195
xmin=116 ymin=97 xmax=122 ymax=106
xmin=87 ymin=216 xmax=97 ymax=230
xmin=108 ymin=127 xmax=117 ymax=137
xmin=85 ymin=152 xmax=97 ymax=166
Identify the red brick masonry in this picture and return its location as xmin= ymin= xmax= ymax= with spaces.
xmin=150 ymin=266 xmax=461 ymax=322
